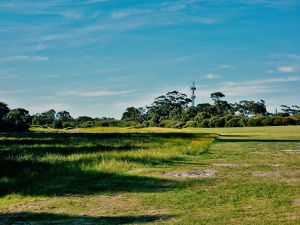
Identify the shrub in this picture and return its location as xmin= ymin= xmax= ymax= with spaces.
xmin=261 ymin=116 xmax=275 ymax=126
xmin=199 ymin=119 xmax=210 ymax=128
xmin=209 ymin=116 xmax=225 ymax=127
xmin=281 ymin=117 xmax=296 ymax=125
xmin=225 ymin=116 xmax=242 ymax=127
xmin=247 ymin=117 xmax=263 ymax=127
xmin=273 ymin=116 xmax=283 ymax=126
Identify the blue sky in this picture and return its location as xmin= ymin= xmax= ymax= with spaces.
xmin=0 ymin=0 xmax=299 ymax=118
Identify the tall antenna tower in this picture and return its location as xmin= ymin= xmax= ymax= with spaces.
xmin=191 ymin=81 xmax=196 ymax=107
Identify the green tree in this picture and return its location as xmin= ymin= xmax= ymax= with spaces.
xmin=0 ymin=102 xmax=10 ymax=119
xmin=148 ymin=91 xmax=191 ymax=122
xmin=5 ymin=108 xmax=30 ymax=130
xmin=121 ymin=107 xmax=144 ymax=125
xmin=210 ymin=92 xmax=225 ymax=103
xmin=56 ymin=111 xmax=72 ymax=122
xmin=235 ymin=100 xmax=267 ymax=116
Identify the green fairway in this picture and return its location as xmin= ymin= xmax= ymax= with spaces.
xmin=0 ymin=126 xmax=299 ymax=224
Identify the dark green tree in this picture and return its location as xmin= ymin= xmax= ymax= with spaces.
xmin=210 ymin=92 xmax=225 ymax=103
xmin=122 ymin=107 xmax=145 ymax=125
xmin=0 ymin=102 xmax=10 ymax=119
xmin=5 ymin=108 xmax=30 ymax=130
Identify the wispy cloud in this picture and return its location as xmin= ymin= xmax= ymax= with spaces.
xmin=79 ymin=90 xmax=135 ymax=97
xmin=267 ymin=53 xmax=300 ymax=74
xmin=30 ymin=103 xmax=69 ymax=114
xmin=218 ymin=76 xmax=299 ymax=96
xmin=61 ymin=10 xmax=84 ymax=20
xmin=0 ymin=55 xmax=48 ymax=63
xmin=204 ymin=73 xmax=221 ymax=79
xmin=240 ymin=0 xmax=300 ymax=9
xmin=278 ymin=66 xmax=296 ymax=73
xmin=181 ymin=76 xmax=300 ymax=99
xmin=58 ymin=89 xmax=135 ymax=97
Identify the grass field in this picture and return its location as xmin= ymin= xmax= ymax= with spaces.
xmin=0 ymin=126 xmax=299 ymax=224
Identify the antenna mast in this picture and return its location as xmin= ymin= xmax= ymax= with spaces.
xmin=190 ymin=81 xmax=196 ymax=107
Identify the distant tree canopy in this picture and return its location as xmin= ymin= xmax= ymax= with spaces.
xmin=120 ymin=91 xmax=300 ymax=128
xmin=32 ymin=110 xmax=121 ymax=129
xmin=0 ymin=90 xmax=299 ymax=131
xmin=0 ymin=103 xmax=30 ymax=131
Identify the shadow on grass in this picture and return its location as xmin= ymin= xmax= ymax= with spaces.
xmin=0 ymin=131 xmax=211 ymax=156
xmin=0 ymin=158 xmax=177 ymax=197
xmin=0 ymin=131 xmax=214 ymax=197
xmin=0 ymin=144 xmax=143 ymax=157
xmin=0 ymin=131 xmax=210 ymax=140
xmin=0 ymin=212 xmax=172 ymax=225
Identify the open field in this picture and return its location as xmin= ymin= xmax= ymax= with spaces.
xmin=0 ymin=126 xmax=300 ymax=224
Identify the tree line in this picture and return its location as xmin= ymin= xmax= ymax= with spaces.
xmin=121 ymin=91 xmax=299 ymax=128
xmin=0 ymin=90 xmax=299 ymax=131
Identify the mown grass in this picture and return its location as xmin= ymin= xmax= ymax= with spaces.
xmin=0 ymin=126 xmax=299 ymax=224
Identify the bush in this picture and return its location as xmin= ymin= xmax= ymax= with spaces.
xmin=281 ymin=117 xmax=296 ymax=125
xmin=53 ymin=120 xmax=63 ymax=129
xmin=247 ymin=117 xmax=264 ymax=127
xmin=273 ymin=116 xmax=283 ymax=126
xmin=184 ymin=120 xmax=197 ymax=128
xmin=225 ymin=116 xmax=242 ymax=127
xmin=261 ymin=116 xmax=275 ymax=126
xmin=292 ymin=115 xmax=300 ymax=125
xmin=199 ymin=119 xmax=210 ymax=128
xmin=209 ymin=117 xmax=225 ymax=128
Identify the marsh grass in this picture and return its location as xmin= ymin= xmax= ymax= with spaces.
xmin=0 ymin=126 xmax=299 ymax=224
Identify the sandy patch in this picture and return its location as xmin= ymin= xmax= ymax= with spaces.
xmin=161 ymin=169 xmax=216 ymax=178
xmin=4 ymin=199 xmax=50 ymax=213
xmin=252 ymin=171 xmax=279 ymax=177
xmin=264 ymin=163 xmax=285 ymax=167
xmin=292 ymin=199 xmax=300 ymax=206
xmin=212 ymin=163 xmax=285 ymax=167
xmin=212 ymin=163 xmax=252 ymax=167
xmin=282 ymin=150 xmax=300 ymax=153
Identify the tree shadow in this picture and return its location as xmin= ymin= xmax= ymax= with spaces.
xmin=0 ymin=158 xmax=177 ymax=197
xmin=0 ymin=144 xmax=143 ymax=157
xmin=0 ymin=131 xmax=213 ymax=197
xmin=0 ymin=131 xmax=210 ymax=140
xmin=0 ymin=212 xmax=172 ymax=225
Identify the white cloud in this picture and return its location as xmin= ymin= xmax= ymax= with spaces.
xmin=62 ymin=10 xmax=83 ymax=20
xmin=205 ymin=73 xmax=221 ymax=79
xmin=0 ymin=55 xmax=48 ymax=63
xmin=218 ymin=76 xmax=300 ymax=96
xmin=111 ymin=10 xmax=134 ymax=19
xmin=268 ymin=53 xmax=300 ymax=73
xmin=278 ymin=66 xmax=296 ymax=73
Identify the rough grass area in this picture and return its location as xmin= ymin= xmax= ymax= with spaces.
xmin=0 ymin=126 xmax=299 ymax=224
